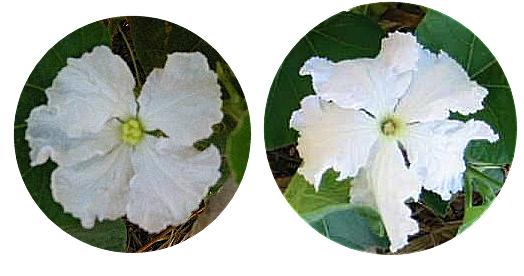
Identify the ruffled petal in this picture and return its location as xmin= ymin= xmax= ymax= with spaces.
xmin=138 ymin=52 xmax=223 ymax=146
xmin=350 ymin=140 xmax=421 ymax=252
xmin=300 ymin=32 xmax=420 ymax=116
xmin=400 ymin=119 xmax=498 ymax=200
xmin=51 ymin=144 xmax=133 ymax=228
xmin=396 ymin=49 xmax=489 ymax=123
xmin=290 ymin=96 xmax=378 ymax=190
xmin=25 ymin=46 xmax=137 ymax=167
xmin=26 ymin=111 xmax=122 ymax=166
xmin=127 ymin=137 xmax=221 ymax=233
xmin=375 ymin=32 xmax=420 ymax=74
xmin=40 ymin=46 xmax=136 ymax=136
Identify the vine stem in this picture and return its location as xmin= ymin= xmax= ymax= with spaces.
xmin=464 ymin=173 xmax=473 ymax=209
xmin=117 ymin=24 xmax=142 ymax=88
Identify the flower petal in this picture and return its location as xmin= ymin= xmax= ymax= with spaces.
xmin=25 ymin=45 xmax=137 ymax=167
xmin=26 ymin=110 xmax=122 ymax=166
xmin=290 ymin=95 xmax=378 ymax=190
xmin=350 ymin=140 xmax=421 ymax=252
xmin=40 ymin=46 xmax=136 ymax=136
xmin=300 ymin=32 xmax=420 ymax=116
xmin=400 ymin=119 xmax=499 ymax=200
xmin=138 ymin=52 xmax=223 ymax=146
xmin=51 ymin=144 xmax=133 ymax=228
xmin=396 ymin=49 xmax=489 ymax=123
xmin=127 ymin=137 xmax=221 ymax=233
xmin=376 ymin=31 xmax=420 ymax=74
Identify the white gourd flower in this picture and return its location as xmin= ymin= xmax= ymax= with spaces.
xmin=290 ymin=32 xmax=498 ymax=252
xmin=26 ymin=46 xmax=223 ymax=233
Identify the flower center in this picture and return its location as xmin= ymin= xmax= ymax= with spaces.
xmin=381 ymin=120 xmax=396 ymax=135
xmin=121 ymin=118 xmax=144 ymax=145
xmin=379 ymin=116 xmax=405 ymax=137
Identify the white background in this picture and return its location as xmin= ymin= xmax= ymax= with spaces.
xmin=1 ymin=0 xmax=522 ymax=274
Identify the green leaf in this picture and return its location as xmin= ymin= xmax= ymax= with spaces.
xmin=460 ymin=205 xmax=490 ymax=233
xmin=14 ymin=21 xmax=127 ymax=251
xmin=226 ymin=113 xmax=250 ymax=184
xmin=350 ymin=3 xmax=393 ymax=22
xmin=459 ymin=166 xmax=503 ymax=233
xmin=416 ymin=10 xmax=516 ymax=165
xmin=303 ymin=204 xmax=389 ymax=251
xmin=468 ymin=166 xmax=502 ymax=201
xmin=284 ymin=170 xmax=351 ymax=214
xmin=264 ymin=12 xmax=385 ymax=150
xmin=420 ymin=189 xmax=449 ymax=217
xmin=127 ymin=16 xmax=223 ymax=77
xmin=195 ymin=113 xmax=237 ymax=195
xmin=217 ymin=62 xmax=247 ymax=121
xmin=63 ymin=219 xmax=127 ymax=251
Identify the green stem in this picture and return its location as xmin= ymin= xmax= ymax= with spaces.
xmin=24 ymin=83 xmax=46 ymax=92
xmin=464 ymin=172 xmax=473 ymax=209
xmin=14 ymin=123 xmax=27 ymax=129
xmin=466 ymin=165 xmax=503 ymax=189
xmin=117 ymin=25 xmax=142 ymax=89
xmin=467 ymin=161 xmax=506 ymax=169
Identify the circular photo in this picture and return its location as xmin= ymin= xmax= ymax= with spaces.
xmin=265 ymin=2 xmax=515 ymax=254
xmin=14 ymin=16 xmax=250 ymax=252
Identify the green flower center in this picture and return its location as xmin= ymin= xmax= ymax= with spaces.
xmin=380 ymin=116 xmax=405 ymax=137
xmin=121 ymin=118 xmax=144 ymax=145
xmin=381 ymin=120 xmax=396 ymax=135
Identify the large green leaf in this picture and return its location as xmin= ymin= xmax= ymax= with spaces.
xmin=284 ymin=170 xmax=351 ymax=214
xmin=226 ymin=113 xmax=250 ymax=184
xmin=303 ymin=204 xmax=389 ymax=251
xmin=416 ymin=10 xmax=516 ymax=165
xmin=264 ymin=12 xmax=385 ymax=150
xmin=14 ymin=21 xmax=127 ymax=252
xmin=127 ymin=16 xmax=223 ymax=78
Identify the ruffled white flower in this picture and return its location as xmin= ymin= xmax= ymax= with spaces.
xmin=26 ymin=46 xmax=223 ymax=233
xmin=290 ymin=32 xmax=498 ymax=252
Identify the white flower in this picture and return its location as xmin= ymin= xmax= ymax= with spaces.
xmin=290 ymin=32 xmax=499 ymax=252
xmin=26 ymin=46 xmax=223 ymax=233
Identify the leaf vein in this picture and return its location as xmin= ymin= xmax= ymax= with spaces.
xmin=470 ymin=59 xmax=497 ymax=79
xmin=310 ymin=29 xmax=371 ymax=51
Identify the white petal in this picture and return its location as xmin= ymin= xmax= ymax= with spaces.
xmin=51 ymin=144 xmax=133 ymax=228
xmin=376 ymin=32 xmax=420 ymax=74
xmin=25 ymin=46 xmax=137 ymax=167
xmin=127 ymin=137 xmax=221 ymax=233
xmin=396 ymin=49 xmax=489 ymax=123
xmin=300 ymin=32 xmax=420 ymax=116
xmin=41 ymin=46 xmax=136 ymax=136
xmin=350 ymin=140 xmax=421 ymax=252
xmin=26 ymin=110 xmax=122 ymax=166
xmin=290 ymin=96 xmax=378 ymax=190
xmin=138 ymin=52 xmax=223 ymax=146
xmin=299 ymin=57 xmax=335 ymax=93
xmin=401 ymin=119 xmax=498 ymax=200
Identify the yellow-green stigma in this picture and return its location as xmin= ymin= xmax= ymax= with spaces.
xmin=121 ymin=118 xmax=144 ymax=145
xmin=380 ymin=116 xmax=405 ymax=137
